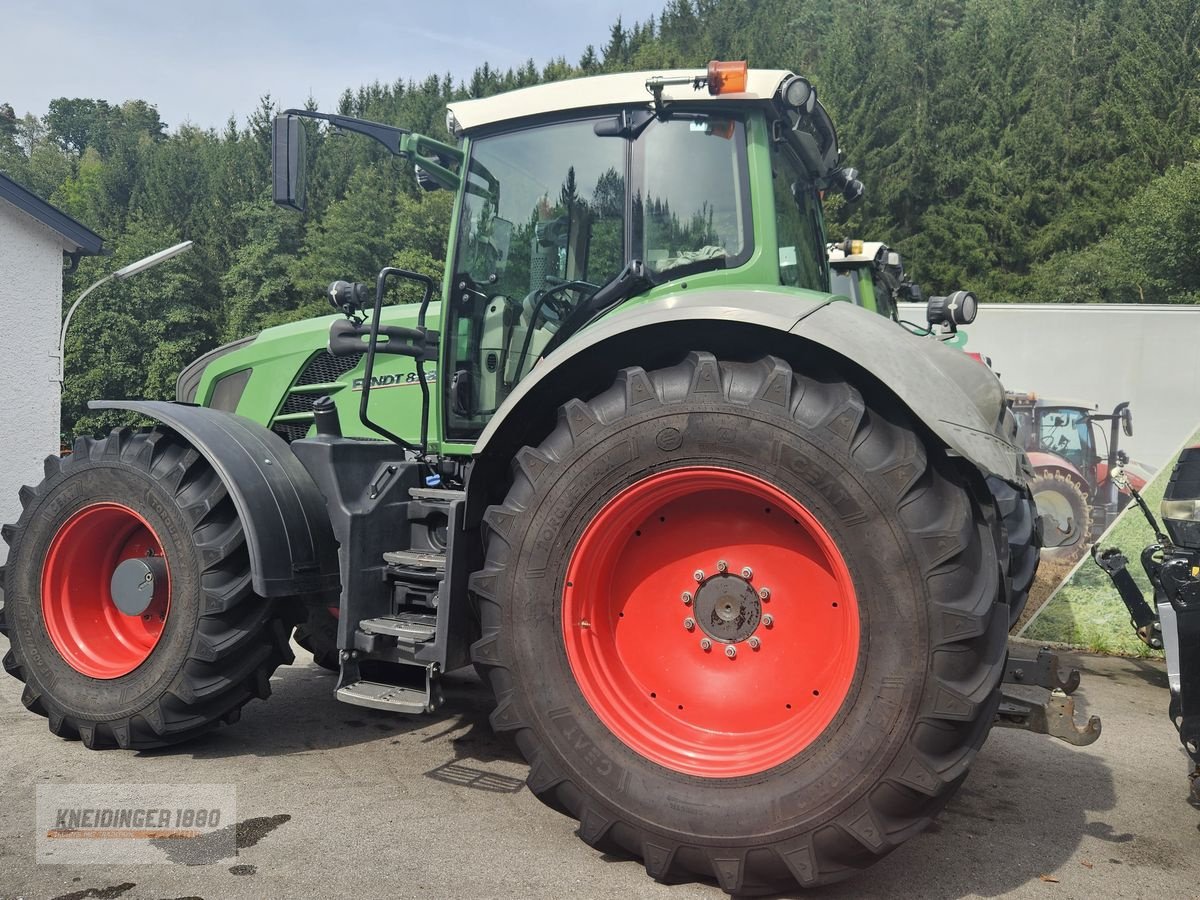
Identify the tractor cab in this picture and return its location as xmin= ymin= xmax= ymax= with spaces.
xmin=826 ymin=238 xmax=978 ymax=335
xmin=827 ymin=239 xmax=912 ymax=320
xmin=269 ymin=63 xmax=863 ymax=454
xmin=1007 ymin=391 xmax=1135 ymax=558
xmin=1009 ymin=394 xmax=1133 ymax=485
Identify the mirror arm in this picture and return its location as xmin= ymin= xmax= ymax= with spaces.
xmin=281 ymin=109 xmax=464 ymax=191
xmin=399 ymin=133 xmax=463 ymax=190
xmin=282 ymin=108 xmax=409 ymax=154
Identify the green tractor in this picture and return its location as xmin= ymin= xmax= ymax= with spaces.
xmin=827 ymin=237 xmax=979 ymax=333
xmin=4 ymin=64 xmax=1052 ymax=892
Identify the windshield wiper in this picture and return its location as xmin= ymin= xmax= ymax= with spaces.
xmin=541 ymin=260 xmax=656 ymax=357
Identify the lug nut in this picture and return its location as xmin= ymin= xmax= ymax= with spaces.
xmin=683 ymin=617 xmax=696 ymax=631
xmin=681 ymin=591 xmax=693 ymax=606
xmin=758 ymin=587 xmax=770 ymax=600
xmin=724 ymin=645 xmax=737 ymax=659
xmin=741 ymin=566 xmax=753 ymax=580
xmin=748 ymin=636 xmax=761 ymax=650
xmin=762 ymin=614 xmax=774 ymax=627
xmin=717 ymin=560 xmax=728 ymax=573
xmin=700 ymin=638 xmax=712 ymax=651
xmin=694 ymin=569 xmax=705 ymax=582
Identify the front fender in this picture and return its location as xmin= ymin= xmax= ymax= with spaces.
xmin=88 ymin=400 xmax=339 ymax=598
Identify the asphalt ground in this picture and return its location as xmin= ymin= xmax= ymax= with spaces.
xmin=0 ymin=637 xmax=1197 ymax=900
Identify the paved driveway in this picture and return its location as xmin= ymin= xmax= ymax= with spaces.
xmin=0 ymin=639 xmax=1197 ymax=900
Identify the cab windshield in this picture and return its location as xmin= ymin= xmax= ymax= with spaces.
xmin=445 ymin=113 xmax=753 ymax=440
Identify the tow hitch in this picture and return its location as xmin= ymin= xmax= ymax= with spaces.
xmin=996 ymin=647 xmax=1102 ymax=746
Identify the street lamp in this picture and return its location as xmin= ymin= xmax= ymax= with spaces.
xmin=57 ymin=241 xmax=194 ymax=385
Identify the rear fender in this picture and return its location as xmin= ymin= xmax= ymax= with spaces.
xmin=466 ymin=293 xmax=1025 ymax=523
xmin=89 ymin=400 xmax=339 ymax=598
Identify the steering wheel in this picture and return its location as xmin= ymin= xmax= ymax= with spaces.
xmin=508 ymin=280 xmax=600 ymax=388
xmin=1040 ymin=434 xmax=1068 ymax=452
xmin=534 ymin=279 xmax=599 ymax=324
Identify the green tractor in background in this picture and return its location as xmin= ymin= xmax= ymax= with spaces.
xmin=5 ymin=64 xmax=1056 ymax=892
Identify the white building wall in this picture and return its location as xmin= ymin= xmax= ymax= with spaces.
xmin=900 ymin=302 xmax=1200 ymax=470
xmin=0 ymin=202 xmax=65 ymax=563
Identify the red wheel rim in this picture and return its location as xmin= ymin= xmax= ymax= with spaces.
xmin=562 ymin=467 xmax=859 ymax=777
xmin=41 ymin=503 xmax=172 ymax=679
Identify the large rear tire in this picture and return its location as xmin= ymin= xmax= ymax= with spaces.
xmin=987 ymin=477 xmax=1040 ymax=628
xmin=470 ymin=353 xmax=1007 ymax=892
xmin=0 ymin=428 xmax=295 ymax=749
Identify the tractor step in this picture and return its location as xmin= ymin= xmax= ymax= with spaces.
xmin=359 ymin=612 xmax=437 ymax=642
xmin=408 ymin=487 xmax=466 ymax=503
xmin=382 ymin=549 xmax=446 ymax=573
xmin=336 ymin=679 xmax=439 ymax=714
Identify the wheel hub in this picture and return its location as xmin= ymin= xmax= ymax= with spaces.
xmin=693 ymin=572 xmax=761 ymax=643
xmin=110 ymin=555 xmax=168 ymax=617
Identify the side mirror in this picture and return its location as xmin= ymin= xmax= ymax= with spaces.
xmin=272 ymin=114 xmax=307 ymax=212
xmin=1121 ymin=405 xmax=1134 ymax=437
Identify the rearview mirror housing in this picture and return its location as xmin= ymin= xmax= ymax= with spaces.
xmin=272 ymin=114 xmax=307 ymax=212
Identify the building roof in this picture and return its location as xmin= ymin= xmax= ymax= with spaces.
xmin=447 ymin=68 xmax=793 ymax=133
xmin=0 ymin=171 xmax=104 ymax=255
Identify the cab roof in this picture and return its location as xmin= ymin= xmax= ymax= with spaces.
xmin=446 ymin=68 xmax=794 ymax=134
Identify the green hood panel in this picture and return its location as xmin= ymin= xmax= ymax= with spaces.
xmin=194 ymin=302 xmax=443 ymax=445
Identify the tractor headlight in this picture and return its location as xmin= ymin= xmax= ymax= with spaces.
xmin=1163 ymin=446 xmax=1200 ymax=550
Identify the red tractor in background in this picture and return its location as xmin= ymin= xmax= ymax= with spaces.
xmin=1008 ymin=393 xmax=1145 ymax=562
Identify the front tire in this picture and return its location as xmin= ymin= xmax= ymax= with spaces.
xmin=1030 ymin=471 xmax=1091 ymax=564
xmin=1 ymin=428 xmax=295 ymax=749
xmin=470 ymin=353 xmax=1007 ymax=892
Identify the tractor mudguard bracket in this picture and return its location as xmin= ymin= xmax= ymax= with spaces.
xmin=1003 ymin=647 xmax=1081 ymax=694
xmin=88 ymin=400 xmax=340 ymax=598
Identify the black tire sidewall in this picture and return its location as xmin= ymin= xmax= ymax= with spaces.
xmin=8 ymin=459 xmax=202 ymax=721
xmin=498 ymin=400 xmax=931 ymax=841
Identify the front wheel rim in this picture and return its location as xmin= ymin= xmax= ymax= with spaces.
xmin=1034 ymin=489 xmax=1078 ymax=540
xmin=41 ymin=502 xmax=172 ymax=679
xmin=562 ymin=466 xmax=860 ymax=778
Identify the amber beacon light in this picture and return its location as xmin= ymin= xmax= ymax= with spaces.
xmin=706 ymin=60 xmax=748 ymax=95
